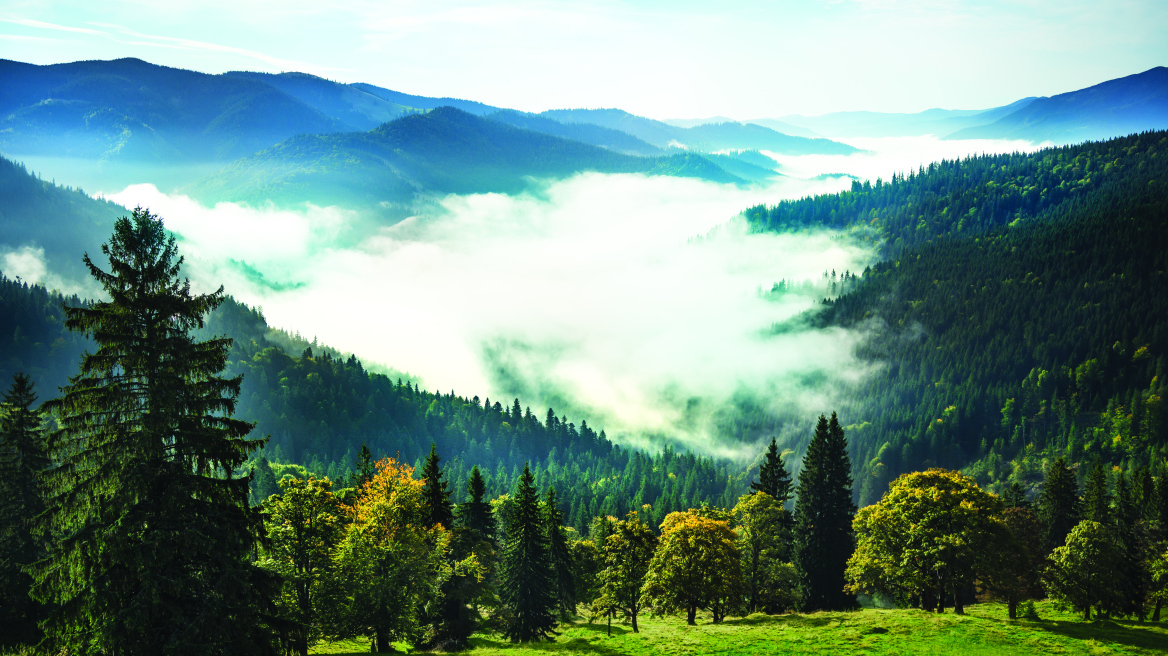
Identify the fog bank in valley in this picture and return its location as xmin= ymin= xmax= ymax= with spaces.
xmin=101 ymin=135 xmax=1039 ymax=458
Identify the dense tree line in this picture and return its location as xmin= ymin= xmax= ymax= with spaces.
xmin=848 ymin=459 xmax=1168 ymax=622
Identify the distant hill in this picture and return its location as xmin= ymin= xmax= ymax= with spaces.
xmin=0 ymin=155 xmax=124 ymax=281
xmin=222 ymin=71 xmax=419 ymax=131
xmin=777 ymin=98 xmax=1036 ymax=139
xmin=485 ymin=110 xmax=664 ymax=157
xmin=350 ymin=82 xmax=501 ymax=116
xmin=946 ymin=67 xmax=1168 ymax=143
xmin=539 ymin=108 xmax=858 ymax=154
xmin=187 ymin=107 xmax=743 ymax=212
xmin=0 ymin=58 xmax=347 ymax=162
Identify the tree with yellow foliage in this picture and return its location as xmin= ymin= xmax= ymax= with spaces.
xmin=640 ymin=510 xmax=744 ymax=625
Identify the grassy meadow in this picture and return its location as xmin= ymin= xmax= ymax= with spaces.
xmin=311 ymin=601 xmax=1168 ymax=655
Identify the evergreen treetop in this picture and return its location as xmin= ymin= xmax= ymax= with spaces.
xmin=792 ymin=412 xmax=856 ymax=611
xmin=751 ymin=436 xmax=793 ymax=505
xmin=499 ymin=463 xmax=557 ymax=642
xmin=422 ymin=443 xmax=454 ymax=530
xmin=1039 ymin=456 xmax=1081 ymax=551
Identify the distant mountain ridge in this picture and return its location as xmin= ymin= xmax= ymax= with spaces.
xmin=946 ymin=66 xmax=1168 ymax=143
xmin=186 ymin=107 xmax=744 ymax=213
xmin=540 ymin=108 xmax=859 ymax=154
xmin=776 ymin=98 xmax=1037 ymax=139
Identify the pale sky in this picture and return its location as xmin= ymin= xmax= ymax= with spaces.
xmin=1 ymin=0 xmax=1166 ymax=119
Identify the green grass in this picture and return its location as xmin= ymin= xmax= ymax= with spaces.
xmin=309 ymin=601 xmax=1168 ymax=655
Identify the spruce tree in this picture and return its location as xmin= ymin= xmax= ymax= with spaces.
xmin=250 ymin=455 xmax=280 ymax=505
xmin=1039 ymin=456 xmax=1080 ymax=550
xmin=0 ymin=373 xmax=47 ymax=646
xmin=1082 ymin=459 xmax=1111 ymax=524
xmin=792 ymin=412 xmax=856 ymax=611
xmin=458 ymin=466 xmax=495 ymax=541
xmin=421 ymin=443 xmax=454 ymax=530
xmin=751 ymin=436 xmax=793 ymax=505
xmin=30 ymin=209 xmax=275 ymax=654
xmin=499 ymin=463 xmax=557 ymax=641
xmin=1114 ymin=471 xmax=1150 ymax=618
xmin=1003 ymin=482 xmax=1030 ymax=509
xmin=351 ymin=442 xmax=375 ymax=487
xmin=544 ymin=487 xmax=577 ymax=617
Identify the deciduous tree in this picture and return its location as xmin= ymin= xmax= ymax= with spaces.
xmin=641 ymin=510 xmax=743 ymax=624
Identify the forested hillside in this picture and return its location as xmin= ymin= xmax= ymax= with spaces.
xmin=750 ymin=131 xmax=1168 ymax=504
xmin=187 ymin=107 xmax=743 ymax=212
xmin=745 ymin=132 xmax=1166 ymax=258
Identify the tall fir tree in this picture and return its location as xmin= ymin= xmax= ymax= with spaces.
xmin=751 ymin=436 xmax=794 ymax=505
xmin=458 ymin=466 xmax=495 ymax=541
xmin=499 ymin=463 xmax=557 ymax=642
xmin=30 ymin=209 xmax=276 ymax=655
xmin=351 ymin=442 xmax=375 ymax=488
xmin=0 ymin=373 xmax=47 ymax=646
xmin=791 ymin=412 xmax=856 ymax=611
xmin=1039 ymin=456 xmax=1081 ymax=551
xmin=1114 ymin=471 xmax=1151 ymax=618
xmin=1003 ymin=482 xmax=1031 ymax=509
xmin=421 ymin=443 xmax=454 ymax=530
xmin=1082 ymin=459 xmax=1111 ymax=524
xmin=1156 ymin=463 xmax=1168 ymax=534
xmin=543 ymin=487 xmax=577 ymax=617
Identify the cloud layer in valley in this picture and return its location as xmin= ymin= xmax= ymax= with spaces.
xmin=101 ymin=135 xmax=1037 ymax=457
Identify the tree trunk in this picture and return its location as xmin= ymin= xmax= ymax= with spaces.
xmin=375 ymin=628 xmax=391 ymax=653
xmin=953 ymin=578 xmax=964 ymax=615
xmin=922 ymin=589 xmax=935 ymax=612
xmin=687 ymin=606 xmax=697 ymax=625
xmin=1083 ymin=604 xmax=1091 ymax=621
xmin=1153 ymin=600 xmax=1162 ymax=622
xmin=1007 ymin=597 xmax=1017 ymax=620
xmin=631 ymin=610 xmax=638 ymax=633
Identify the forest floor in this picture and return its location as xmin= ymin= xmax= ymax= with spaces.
xmin=310 ymin=600 xmax=1168 ymax=655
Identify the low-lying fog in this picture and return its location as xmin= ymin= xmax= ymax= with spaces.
xmin=89 ymin=135 xmax=1038 ymax=457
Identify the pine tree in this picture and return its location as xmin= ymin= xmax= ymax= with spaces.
xmin=499 ymin=463 xmax=557 ymax=641
xmin=1114 ymin=471 xmax=1151 ymax=619
xmin=29 ymin=209 xmax=275 ymax=654
xmin=250 ymin=455 xmax=280 ymax=505
xmin=1039 ymin=456 xmax=1081 ymax=551
xmin=421 ymin=443 xmax=454 ymax=530
xmin=1003 ymin=482 xmax=1030 ymax=509
xmin=0 ymin=373 xmax=47 ymax=646
xmin=1083 ymin=459 xmax=1111 ymax=524
xmin=351 ymin=442 xmax=375 ymax=487
xmin=458 ymin=466 xmax=495 ymax=541
xmin=751 ymin=436 xmax=793 ymax=505
xmin=792 ymin=412 xmax=856 ymax=611
xmin=544 ymin=487 xmax=577 ymax=617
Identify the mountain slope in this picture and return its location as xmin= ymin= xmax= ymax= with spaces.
xmin=222 ymin=70 xmax=418 ymax=131
xmin=540 ymin=108 xmax=858 ymax=154
xmin=0 ymin=155 xmax=124 ymax=281
xmin=350 ymin=82 xmax=500 ymax=116
xmin=947 ymin=67 xmax=1168 ymax=143
xmin=751 ymin=131 xmax=1168 ymax=503
xmin=485 ymin=110 xmax=664 ymax=156
xmin=187 ymin=107 xmax=743 ymax=211
xmin=0 ymin=58 xmax=346 ymax=162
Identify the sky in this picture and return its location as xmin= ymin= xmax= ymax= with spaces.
xmin=2 ymin=0 xmax=1166 ymax=119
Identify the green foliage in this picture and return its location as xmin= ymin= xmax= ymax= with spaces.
xmin=793 ymin=132 xmax=1168 ymax=502
xmin=847 ymin=469 xmax=1002 ymax=614
xmin=793 ymin=413 xmax=856 ymax=611
xmin=733 ymin=492 xmax=797 ymax=614
xmin=260 ymin=477 xmax=346 ymax=656
xmin=422 ymin=443 xmax=455 ymax=530
xmin=641 ymin=509 xmax=744 ymax=625
xmin=593 ymin=511 xmax=656 ymax=633
xmin=544 ymin=488 xmax=578 ymax=618
xmin=1039 ymin=457 xmax=1081 ymax=551
xmin=499 ymin=464 xmax=558 ymax=642
xmin=978 ymin=507 xmax=1045 ymax=620
xmin=0 ymin=373 xmax=46 ymax=646
xmin=750 ymin=436 xmax=793 ymax=505
xmin=1044 ymin=520 xmax=1124 ymax=620
xmin=30 ymin=208 xmax=274 ymax=654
